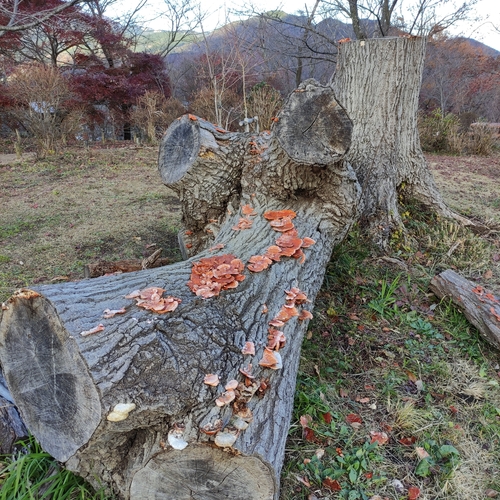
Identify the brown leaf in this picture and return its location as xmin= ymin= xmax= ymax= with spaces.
xmin=415 ymin=447 xmax=430 ymax=459
xmin=484 ymin=269 xmax=493 ymax=280
xmin=370 ymin=431 xmax=389 ymax=445
xmin=398 ymin=436 xmax=417 ymax=446
xmin=345 ymin=413 xmax=363 ymax=425
xmin=485 ymin=489 xmax=499 ymax=498
xmin=408 ymin=486 xmax=421 ymax=500
xmin=323 ymin=477 xmax=342 ymax=491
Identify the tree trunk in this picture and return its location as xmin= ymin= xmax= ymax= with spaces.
xmin=0 ymin=80 xmax=359 ymax=500
xmin=332 ymin=36 xmax=457 ymax=246
xmin=430 ymin=269 xmax=500 ymax=351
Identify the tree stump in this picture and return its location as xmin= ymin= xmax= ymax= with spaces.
xmin=332 ymin=37 xmax=462 ymax=245
xmin=0 ymin=80 xmax=359 ymax=499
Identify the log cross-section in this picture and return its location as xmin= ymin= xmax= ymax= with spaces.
xmin=0 ymin=80 xmax=359 ymax=500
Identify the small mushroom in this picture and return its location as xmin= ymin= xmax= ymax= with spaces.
xmin=232 ymin=416 xmax=249 ymax=431
xmin=168 ymin=427 xmax=188 ymax=450
xmin=204 ymin=374 xmax=220 ymax=386
xmin=106 ymin=403 xmax=136 ymax=422
xmin=215 ymin=389 xmax=236 ymax=407
xmin=214 ymin=430 xmax=238 ymax=448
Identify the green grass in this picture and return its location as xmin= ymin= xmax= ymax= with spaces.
xmin=0 ymin=436 xmax=109 ymax=499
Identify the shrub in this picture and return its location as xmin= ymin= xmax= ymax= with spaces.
xmin=130 ymin=92 xmax=185 ymax=144
xmin=5 ymin=64 xmax=83 ymax=156
xmin=246 ymin=82 xmax=283 ymax=131
xmin=418 ymin=109 xmax=461 ymax=153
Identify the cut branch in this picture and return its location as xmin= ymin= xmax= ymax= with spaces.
xmin=430 ymin=269 xmax=500 ymax=351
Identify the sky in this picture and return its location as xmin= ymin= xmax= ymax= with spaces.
xmin=118 ymin=0 xmax=500 ymax=52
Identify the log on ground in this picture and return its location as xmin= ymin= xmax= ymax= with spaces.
xmin=0 ymin=80 xmax=359 ymax=500
xmin=430 ymin=269 xmax=500 ymax=351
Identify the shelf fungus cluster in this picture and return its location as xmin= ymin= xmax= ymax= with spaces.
xmin=187 ymin=254 xmax=245 ymax=299
xmin=125 ymin=287 xmax=182 ymax=314
xmin=247 ymin=209 xmax=315 ymax=272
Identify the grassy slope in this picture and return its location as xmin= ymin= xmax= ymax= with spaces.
xmin=1 ymin=148 xmax=499 ymax=499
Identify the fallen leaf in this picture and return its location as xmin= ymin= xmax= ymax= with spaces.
xmin=370 ymin=431 xmax=389 ymax=445
xmin=303 ymin=427 xmax=316 ymax=442
xmin=345 ymin=413 xmax=363 ymax=425
xmin=319 ymin=412 xmax=332 ymax=424
xmin=485 ymin=489 xmax=499 ymax=498
xmin=357 ymin=397 xmax=370 ymax=403
xmin=300 ymin=414 xmax=313 ymax=428
xmin=408 ymin=486 xmax=421 ymax=499
xmin=399 ymin=436 xmax=417 ymax=446
xmin=339 ymin=388 xmax=349 ymax=398
xmin=484 ymin=269 xmax=493 ymax=279
xmin=415 ymin=447 xmax=430 ymax=459
xmin=297 ymin=476 xmax=311 ymax=488
xmin=323 ymin=477 xmax=342 ymax=491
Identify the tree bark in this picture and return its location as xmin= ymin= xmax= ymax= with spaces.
xmin=0 ymin=80 xmax=359 ymax=500
xmin=430 ymin=269 xmax=500 ymax=351
xmin=332 ymin=36 xmax=457 ymax=246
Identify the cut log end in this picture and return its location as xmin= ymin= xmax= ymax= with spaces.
xmin=130 ymin=446 xmax=275 ymax=500
xmin=0 ymin=292 xmax=101 ymax=462
xmin=275 ymin=79 xmax=352 ymax=165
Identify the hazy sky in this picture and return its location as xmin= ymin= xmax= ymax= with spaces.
xmin=119 ymin=0 xmax=500 ymax=51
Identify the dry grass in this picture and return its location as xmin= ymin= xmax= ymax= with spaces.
xmin=0 ymin=145 xmax=181 ymax=301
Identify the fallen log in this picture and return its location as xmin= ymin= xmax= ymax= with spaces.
xmin=430 ymin=269 xmax=500 ymax=351
xmin=0 ymin=80 xmax=359 ymax=499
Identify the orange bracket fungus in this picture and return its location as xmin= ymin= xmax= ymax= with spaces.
xmin=187 ymin=254 xmax=245 ymax=298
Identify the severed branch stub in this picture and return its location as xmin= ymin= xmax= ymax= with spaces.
xmin=430 ymin=269 xmax=500 ymax=351
xmin=0 ymin=80 xmax=359 ymax=500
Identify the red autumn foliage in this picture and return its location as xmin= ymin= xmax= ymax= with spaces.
xmin=187 ymin=255 xmax=245 ymax=298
